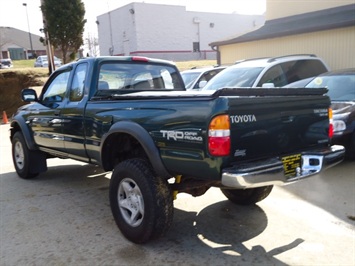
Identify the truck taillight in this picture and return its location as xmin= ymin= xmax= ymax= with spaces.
xmin=208 ymin=114 xmax=230 ymax=156
xmin=328 ymin=108 xmax=334 ymax=138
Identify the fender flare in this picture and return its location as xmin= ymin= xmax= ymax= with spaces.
xmin=100 ymin=121 xmax=171 ymax=179
xmin=10 ymin=116 xmax=37 ymax=150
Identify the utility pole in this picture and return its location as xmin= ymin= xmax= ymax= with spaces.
xmin=22 ymin=3 xmax=34 ymax=59
xmin=40 ymin=0 xmax=55 ymax=74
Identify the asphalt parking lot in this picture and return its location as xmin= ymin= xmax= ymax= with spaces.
xmin=0 ymin=123 xmax=354 ymax=266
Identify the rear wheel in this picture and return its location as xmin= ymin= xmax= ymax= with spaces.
xmin=12 ymin=132 xmax=39 ymax=179
xmin=220 ymin=186 xmax=273 ymax=205
xmin=109 ymin=159 xmax=173 ymax=243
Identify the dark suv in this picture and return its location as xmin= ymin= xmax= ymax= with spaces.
xmin=203 ymin=54 xmax=329 ymax=90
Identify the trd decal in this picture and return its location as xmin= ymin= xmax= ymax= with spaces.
xmin=160 ymin=130 xmax=203 ymax=142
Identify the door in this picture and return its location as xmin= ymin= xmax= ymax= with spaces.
xmin=30 ymin=69 xmax=71 ymax=154
xmin=61 ymin=62 xmax=89 ymax=161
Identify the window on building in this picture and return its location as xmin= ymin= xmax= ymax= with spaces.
xmin=193 ymin=42 xmax=200 ymax=52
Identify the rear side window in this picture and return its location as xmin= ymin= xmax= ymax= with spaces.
xmin=258 ymin=59 xmax=328 ymax=87
xmin=282 ymin=60 xmax=328 ymax=83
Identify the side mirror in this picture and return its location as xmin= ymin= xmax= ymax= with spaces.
xmin=21 ymin=88 xmax=38 ymax=102
xmin=198 ymin=80 xmax=208 ymax=88
xmin=262 ymin=83 xmax=275 ymax=88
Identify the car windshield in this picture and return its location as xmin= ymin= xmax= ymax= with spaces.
xmin=40 ymin=56 xmax=60 ymax=61
xmin=306 ymin=75 xmax=355 ymax=101
xmin=202 ymin=67 xmax=264 ymax=90
xmin=181 ymin=72 xmax=201 ymax=87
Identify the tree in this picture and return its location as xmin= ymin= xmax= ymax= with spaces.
xmin=41 ymin=0 xmax=86 ymax=64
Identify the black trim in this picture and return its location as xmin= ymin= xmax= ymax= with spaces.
xmin=10 ymin=118 xmax=37 ymax=150
xmin=101 ymin=121 xmax=171 ymax=179
xmin=213 ymin=87 xmax=328 ymax=97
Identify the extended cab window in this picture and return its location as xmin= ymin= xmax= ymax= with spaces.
xmin=70 ymin=63 xmax=88 ymax=101
xmin=42 ymin=70 xmax=70 ymax=103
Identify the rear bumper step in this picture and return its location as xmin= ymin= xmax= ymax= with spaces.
xmin=221 ymin=145 xmax=345 ymax=189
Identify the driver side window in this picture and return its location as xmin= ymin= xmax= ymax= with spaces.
xmin=258 ymin=65 xmax=287 ymax=87
xmin=42 ymin=71 xmax=70 ymax=102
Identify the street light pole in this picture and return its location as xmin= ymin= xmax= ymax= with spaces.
xmin=23 ymin=3 xmax=34 ymax=59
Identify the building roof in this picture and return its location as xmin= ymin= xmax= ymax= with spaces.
xmin=210 ymin=4 xmax=355 ymax=47
xmin=0 ymin=26 xmax=45 ymax=50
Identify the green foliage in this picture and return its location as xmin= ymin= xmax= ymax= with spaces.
xmin=41 ymin=0 xmax=86 ymax=63
xmin=12 ymin=59 xmax=36 ymax=68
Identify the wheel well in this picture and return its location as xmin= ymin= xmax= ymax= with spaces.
xmin=101 ymin=133 xmax=148 ymax=171
xmin=9 ymin=123 xmax=21 ymax=141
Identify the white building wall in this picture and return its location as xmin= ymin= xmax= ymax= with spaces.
xmin=97 ymin=5 xmax=138 ymax=56
xmin=97 ymin=3 xmax=264 ymax=61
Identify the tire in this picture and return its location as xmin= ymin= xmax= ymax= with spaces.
xmin=109 ymin=159 xmax=173 ymax=244
xmin=12 ymin=132 xmax=39 ymax=179
xmin=220 ymin=185 xmax=273 ymax=205
xmin=347 ymin=132 xmax=355 ymax=160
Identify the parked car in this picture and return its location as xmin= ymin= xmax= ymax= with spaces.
xmin=292 ymin=69 xmax=355 ymax=158
xmin=202 ymin=54 xmax=329 ymax=90
xmin=181 ymin=66 xmax=226 ymax=90
xmin=34 ymin=55 xmax=62 ymax=68
xmin=0 ymin=58 xmax=13 ymax=69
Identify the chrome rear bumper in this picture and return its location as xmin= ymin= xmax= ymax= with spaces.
xmin=221 ymin=145 xmax=345 ymax=189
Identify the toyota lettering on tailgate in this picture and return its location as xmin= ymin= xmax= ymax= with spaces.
xmin=230 ymin=114 xmax=257 ymax=123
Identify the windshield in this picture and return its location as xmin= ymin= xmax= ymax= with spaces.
xmin=181 ymin=72 xmax=201 ymax=88
xmin=40 ymin=56 xmax=60 ymax=61
xmin=306 ymin=75 xmax=355 ymax=101
xmin=202 ymin=67 xmax=263 ymax=90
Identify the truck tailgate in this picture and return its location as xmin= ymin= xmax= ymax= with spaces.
xmin=224 ymin=89 xmax=331 ymax=162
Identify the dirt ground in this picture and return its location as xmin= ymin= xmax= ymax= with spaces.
xmin=0 ymin=69 xmax=48 ymax=120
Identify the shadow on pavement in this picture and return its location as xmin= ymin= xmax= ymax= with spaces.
xmin=147 ymin=201 xmax=304 ymax=265
xmin=282 ymin=160 xmax=355 ymax=225
xmin=2 ymin=162 xmax=304 ymax=265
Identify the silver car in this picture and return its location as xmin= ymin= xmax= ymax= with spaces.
xmin=181 ymin=66 xmax=226 ymax=90
xmin=202 ymin=54 xmax=329 ymax=90
xmin=34 ymin=55 xmax=62 ymax=68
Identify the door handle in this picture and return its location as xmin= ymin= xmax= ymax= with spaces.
xmin=54 ymin=110 xmax=61 ymax=116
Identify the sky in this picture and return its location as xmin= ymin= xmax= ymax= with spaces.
xmin=0 ymin=0 xmax=265 ymax=38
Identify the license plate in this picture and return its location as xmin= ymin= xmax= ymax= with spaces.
xmin=281 ymin=154 xmax=302 ymax=177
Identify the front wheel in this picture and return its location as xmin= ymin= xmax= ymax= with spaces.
xmin=220 ymin=186 xmax=273 ymax=205
xmin=12 ymin=132 xmax=38 ymax=179
xmin=109 ymin=159 xmax=173 ymax=244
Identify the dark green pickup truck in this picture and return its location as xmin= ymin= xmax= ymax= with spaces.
xmin=10 ymin=56 xmax=345 ymax=243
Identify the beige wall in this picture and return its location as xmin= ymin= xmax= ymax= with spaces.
xmin=219 ymin=26 xmax=355 ymax=70
xmin=266 ymin=0 xmax=354 ymax=20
